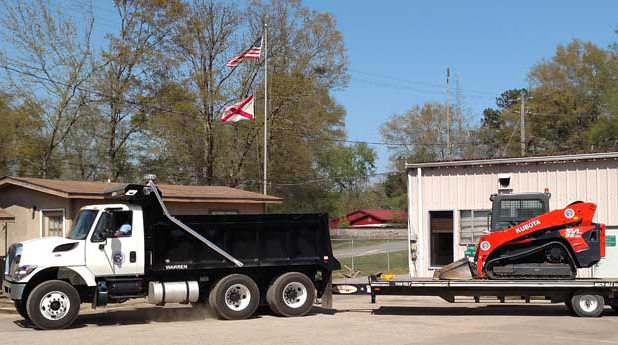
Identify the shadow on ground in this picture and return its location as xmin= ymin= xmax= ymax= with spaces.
xmin=371 ymin=304 xmax=618 ymax=317
xmin=13 ymin=305 xmax=337 ymax=330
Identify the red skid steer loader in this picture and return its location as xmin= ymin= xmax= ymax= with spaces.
xmin=435 ymin=192 xmax=605 ymax=280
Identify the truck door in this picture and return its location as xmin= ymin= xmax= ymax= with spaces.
xmin=85 ymin=208 xmax=141 ymax=276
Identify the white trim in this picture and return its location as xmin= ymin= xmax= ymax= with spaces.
xmin=416 ymin=167 xmax=424 ymax=277
xmin=39 ymin=208 xmax=66 ymax=237
xmin=407 ymin=170 xmax=414 ymax=278
xmin=406 ymin=151 xmax=618 ymax=169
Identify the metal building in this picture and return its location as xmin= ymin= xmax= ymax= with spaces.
xmin=406 ymin=152 xmax=618 ymax=278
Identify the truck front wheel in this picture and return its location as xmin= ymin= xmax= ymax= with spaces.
xmin=266 ymin=272 xmax=315 ymax=317
xmin=208 ymin=274 xmax=259 ymax=320
xmin=26 ymin=280 xmax=81 ymax=329
xmin=14 ymin=300 xmax=30 ymax=320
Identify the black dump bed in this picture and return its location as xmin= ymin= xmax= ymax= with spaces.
xmin=105 ymin=182 xmax=339 ymax=273
xmin=148 ymin=213 xmax=337 ymax=271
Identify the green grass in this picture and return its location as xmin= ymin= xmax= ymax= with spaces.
xmin=334 ymin=250 xmax=409 ymax=278
xmin=331 ymin=239 xmax=390 ymax=250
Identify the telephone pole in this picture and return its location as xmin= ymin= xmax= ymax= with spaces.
xmin=520 ymin=90 xmax=526 ymax=156
xmin=446 ymin=67 xmax=450 ymax=159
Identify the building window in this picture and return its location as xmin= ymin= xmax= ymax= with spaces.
xmin=459 ymin=210 xmax=490 ymax=245
xmin=42 ymin=210 xmax=64 ymax=237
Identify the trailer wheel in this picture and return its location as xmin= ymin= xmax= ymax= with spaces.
xmin=266 ymin=272 xmax=315 ymax=317
xmin=14 ymin=300 xmax=30 ymax=321
xmin=208 ymin=274 xmax=259 ymax=320
xmin=26 ymin=280 xmax=80 ymax=329
xmin=570 ymin=290 xmax=604 ymax=317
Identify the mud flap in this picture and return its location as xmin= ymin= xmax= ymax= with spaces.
xmin=433 ymin=258 xmax=474 ymax=280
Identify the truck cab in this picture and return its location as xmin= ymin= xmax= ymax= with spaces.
xmin=4 ymin=204 xmax=145 ymax=293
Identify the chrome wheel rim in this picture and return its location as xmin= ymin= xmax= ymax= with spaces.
xmin=224 ymin=284 xmax=251 ymax=311
xmin=579 ymin=295 xmax=598 ymax=313
xmin=282 ymin=282 xmax=308 ymax=308
xmin=39 ymin=291 xmax=70 ymax=321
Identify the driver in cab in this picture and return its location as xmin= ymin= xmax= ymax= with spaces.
xmin=113 ymin=213 xmax=132 ymax=237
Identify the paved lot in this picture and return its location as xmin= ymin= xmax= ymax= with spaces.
xmin=2 ymin=295 xmax=618 ymax=345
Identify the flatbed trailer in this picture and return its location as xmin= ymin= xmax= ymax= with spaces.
xmin=333 ymin=276 xmax=618 ymax=317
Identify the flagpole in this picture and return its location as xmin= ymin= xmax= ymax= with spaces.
xmin=262 ymin=23 xmax=268 ymax=195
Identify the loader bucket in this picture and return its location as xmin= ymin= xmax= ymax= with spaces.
xmin=433 ymin=258 xmax=474 ymax=280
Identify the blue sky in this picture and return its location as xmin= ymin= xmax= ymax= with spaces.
xmin=309 ymin=1 xmax=618 ymax=172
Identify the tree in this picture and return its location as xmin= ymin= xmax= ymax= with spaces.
xmin=478 ymin=89 xmax=526 ymax=157
xmin=93 ymin=0 xmax=186 ymax=181
xmin=0 ymin=0 xmax=95 ymax=177
xmin=380 ymin=102 xmax=475 ymax=164
xmin=144 ymin=0 xmax=350 ymax=193
xmin=526 ymin=39 xmax=618 ymax=153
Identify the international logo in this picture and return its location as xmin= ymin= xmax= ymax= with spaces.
xmin=112 ymin=251 xmax=125 ymax=265
xmin=564 ymin=208 xmax=575 ymax=219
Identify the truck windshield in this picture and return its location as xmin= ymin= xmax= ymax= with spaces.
xmin=67 ymin=210 xmax=98 ymax=240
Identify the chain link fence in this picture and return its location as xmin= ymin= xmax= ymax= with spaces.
xmin=331 ymin=239 xmax=409 ymax=279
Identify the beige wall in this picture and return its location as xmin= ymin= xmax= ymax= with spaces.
xmin=0 ymin=185 xmax=266 ymax=256
xmin=0 ymin=186 xmax=70 ymax=255
xmin=408 ymin=158 xmax=618 ymax=277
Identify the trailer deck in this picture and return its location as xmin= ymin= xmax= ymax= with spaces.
xmin=332 ymin=276 xmax=618 ymax=314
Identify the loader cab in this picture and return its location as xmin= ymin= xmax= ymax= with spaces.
xmin=489 ymin=192 xmax=550 ymax=231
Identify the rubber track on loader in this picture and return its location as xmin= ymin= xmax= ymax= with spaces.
xmin=485 ymin=241 xmax=577 ymax=280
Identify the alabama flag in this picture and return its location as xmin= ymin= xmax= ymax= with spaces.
xmin=221 ymin=95 xmax=255 ymax=123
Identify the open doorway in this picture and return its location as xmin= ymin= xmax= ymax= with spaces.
xmin=429 ymin=211 xmax=453 ymax=266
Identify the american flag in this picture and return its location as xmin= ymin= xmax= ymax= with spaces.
xmin=226 ymin=36 xmax=263 ymax=67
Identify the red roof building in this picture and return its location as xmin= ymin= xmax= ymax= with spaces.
xmin=330 ymin=209 xmax=407 ymax=228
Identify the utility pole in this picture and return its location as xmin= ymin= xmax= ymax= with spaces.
xmin=520 ymin=90 xmax=526 ymax=156
xmin=263 ymin=23 xmax=268 ymax=195
xmin=446 ymin=67 xmax=450 ymax=159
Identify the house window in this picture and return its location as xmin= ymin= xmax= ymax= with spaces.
xmin=42 ymin=210 xmax=64 ymax=237
xmin=459 ymin=210 xmax=490 ymax=245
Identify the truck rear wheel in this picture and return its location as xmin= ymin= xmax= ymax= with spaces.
xmin=14 ymin=300 xmax=30 ymax=320
xmin=208 ymin=274 xmax=259 ymax=320
xmin=570 ymin=290 xmax=604 ymax=317
xmin=266 ymin=272 xmax=315 ymax=317
xmin=26 ymin=280 xmax=80 ymax=329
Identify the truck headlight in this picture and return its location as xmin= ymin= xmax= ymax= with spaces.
xmin=14 ymin=265 xmax=37 ymax=280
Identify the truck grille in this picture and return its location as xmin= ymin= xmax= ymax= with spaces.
xmin=4 ymin=244 xmax=21 ymax=281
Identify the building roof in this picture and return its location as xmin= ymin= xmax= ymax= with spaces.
xmin=406 ymin=152 xmax=618 ymax=169
xmin=330 ymin=209 xmax=407 ymax=228
xmin=0 ymin=176 xmax=281 ymax=204
xmin=348 ymin=209 xmax=407 ymax=222
xmin=0 ymin=208 xmax=14 ymax=222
